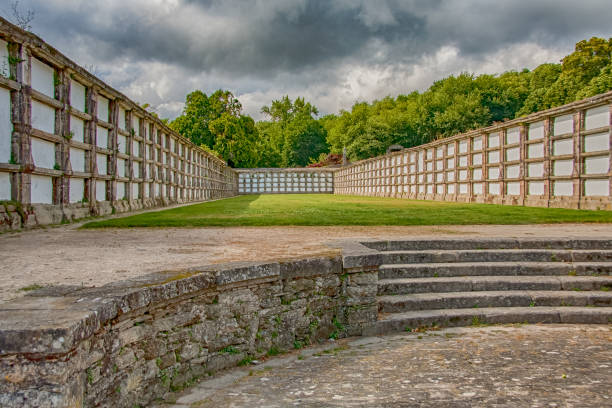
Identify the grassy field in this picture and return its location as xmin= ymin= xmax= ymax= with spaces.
xmin=81 ymin=194 xmax=612 ymax=228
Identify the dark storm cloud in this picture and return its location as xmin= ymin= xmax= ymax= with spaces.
xmin=23 ymin=0 xmax=611 ymax=79
xmin=11 ymin=0 xmax=611 ymax=119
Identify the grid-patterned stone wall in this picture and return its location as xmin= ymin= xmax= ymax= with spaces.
xmin=335 ymin=92 xmax=612 ymax=210
xmin=0 ymin=18 xmax=237 ymax=227
xmin=236 ymin=168 xmax=334 ymax=194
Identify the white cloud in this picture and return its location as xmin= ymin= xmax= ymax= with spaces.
xmin=19 ymin=0 xmax=611 ymax=123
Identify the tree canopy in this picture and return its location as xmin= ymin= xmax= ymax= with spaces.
xmin=259 ymin=96 xmax=328 ymax=167
xmin=169 ymin=90 xmax=257 ymax=167
xmin=170 ymin=37 xmax=612 ymax=166
xmin=324 ymin=37 xmax=612 ymax=161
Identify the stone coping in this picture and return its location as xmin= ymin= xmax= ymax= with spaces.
xmin=0 ymin=255 xmax=343 ymax=355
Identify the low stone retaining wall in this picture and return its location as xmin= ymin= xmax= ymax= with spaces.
xmin=0 ymin=255 xmax=377 ymax=407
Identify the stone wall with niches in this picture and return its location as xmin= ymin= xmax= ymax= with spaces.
xmin=0 ymin=17 xmax=238 ymax=230
xmin=236 ymin=168 xmax=334 ymax=194
xmin=334 ymin=92 xmax=612 ymax=210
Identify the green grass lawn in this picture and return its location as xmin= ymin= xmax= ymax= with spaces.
xmin=80 ymin=194 xmax=612 ymax=228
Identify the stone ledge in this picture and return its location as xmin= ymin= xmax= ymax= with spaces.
xmin=0 ymin=255 xmax=361 ymax=356
xmin=279 ymin=255 xmax=342 ymax=280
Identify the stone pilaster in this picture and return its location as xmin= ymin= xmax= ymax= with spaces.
xmin=9 ymin=42 xmax=32 ymax=204
xmin=543 ymin=118 xmax=552 ymax=207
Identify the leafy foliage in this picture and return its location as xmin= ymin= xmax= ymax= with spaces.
xmin=324 ymin=37 xmax=612 ymax=161
xmin=170 ymin=90 xmax=256 ymax=167
xmin=170 ymin=37 xmax=611 ymax=166
xmin=259 ymin=96 xmax=328 ymax=167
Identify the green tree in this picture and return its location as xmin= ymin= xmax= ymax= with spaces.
xmin=576 ymin=65 xmax=612 ymax=99
xmin=169 ymin=90 xmax=214 ymax=147
xmin=260 ymin=96 xmax=328 ymax=167
xmin=540 ymin=37 xmax=611 ymax=108
xmin=210 ymin=113 xmax=258 ymax=167
xmin=170 ymin=89 xmax=259 ymax=167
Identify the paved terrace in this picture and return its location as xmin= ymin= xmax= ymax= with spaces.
xmin=2 ymin=222 xmax=612 ymax=304
xmin=159 ymin=324 xmax=612 ymax=407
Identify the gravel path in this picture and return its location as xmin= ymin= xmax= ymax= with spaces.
xmin=2 ymin=223 xmax=612 ymax=304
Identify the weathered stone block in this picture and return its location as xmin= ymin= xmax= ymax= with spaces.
xmin=348 ymin=271 xmax=378 ymax=285
xmin=215 ymin=262 xmax=279 ymax=286
xmin=286 ymin=277 xmax=316 ymax=294
xmin=179 ymin=342 xmax=200 ymax=361
xmin=345 ymin=305 xmax=378 ymax=325
xmin=345 ymin=284 xmax=377 ymax=300
xmin=205 ymin=352 xmax=244 ymax=372
xmin=118 ymin=325 xmax=151 ymax=347
xmin=279 ymin=256 xmax=342 ymax=280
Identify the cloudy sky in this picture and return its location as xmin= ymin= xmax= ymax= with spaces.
xmin=5 ymin=0 xmax=612 ymax=120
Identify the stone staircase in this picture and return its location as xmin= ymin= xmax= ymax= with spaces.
xmin=370 ymin=239 xmax=612 ymax=333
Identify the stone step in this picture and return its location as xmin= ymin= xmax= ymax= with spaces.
xmin=373 ymin=307 xmax=612 ymax=335
xmin=380 ymin=249 xmax=612 ymax=264
xmin=364 ymin=238 xmax=612 ymax=252
xmin=377 ymin=275 xmax=612 ymax=295
xmin=378 ymin=290 xmax=612 ymax=313
xmin=379 ymin=262 xmax=612 ymax=279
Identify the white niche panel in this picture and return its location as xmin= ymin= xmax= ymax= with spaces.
xmin=0 ymin=87 xmax=12 ymax=163
xmin=553 ymin=159 xmax=573 ymax=177
xmin=506 ymin=165 xmax=520 ymax=179
xmin=584 ymin=105 xmax=609 ymax=130
xmin=31 ymin=138 xmax=55 ymax=169
xmin=488 ymin=133 xmax=499 ymax=148
xmin=584 ymin=179 xmax=609 ymax=196
xmin=506 ymin=147 xmax=520 ymax=162
xmin=70 ymin=147 xmax=86 ymax=172
xmin=506 ymin=182 xmax=520 ymax=196
xmin=553 ymin=138 xmax=573 ymax=156
xmin=70 ymin=116 xmax=85 ymax=143
xmin=69 ymin=178 xmax=84 ymax=203
xmin=553 ymin=181 xmax=573 ymax=197
xmin=528 ymin=181 xmax=545 ymax=196
xmin=96 ymin=180 xmax=106 ymax=201
xmin=528 ymin=162 xmax=544 ymax=178
xmin=31 ymin=101 xmax=55 ymax=134
xmin=31 ymin=175 xmax=53 ymax=204
xmin=528 ymin=143 xmax=544 ymax=159
xmin=553 ymin=114 xmax=573 ymax=135
xmin=31 ymin=58 xmax=55 ymax=98
xmin=0 ymin=172 xmax=11 ymax=200
xmin=97 ymin=96 xmax=109 ymax=122
xmin=96 ymin=153 xmax=107 ymax=175
xmin=584 ymin=132 xmax=608 ymax=153
xmin=506 ymin=127 xmax=520 ymax=145
xmin=70 ymin=81 xmax=86 ymax=112
xmin=584 ymin=156 xmax=609 ymax=174
xmin=528 ymin=121 xmax=545 ymax=140
xmin=488 ymin=183 xmax=500 ymax=195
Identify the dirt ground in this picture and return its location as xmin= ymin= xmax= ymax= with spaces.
xmin=1 ymin=221 xmax=612 ymax=304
